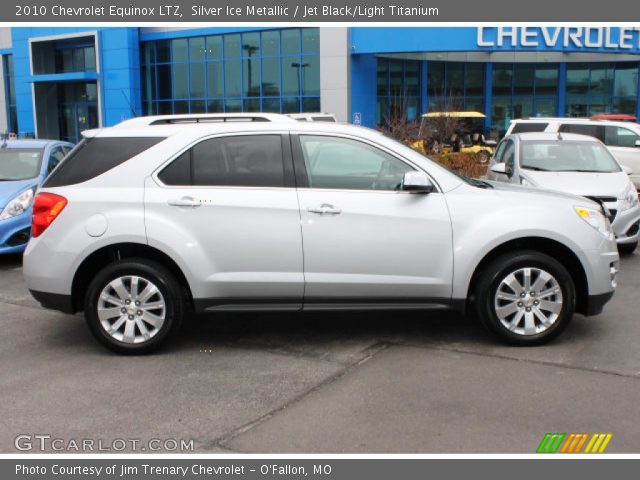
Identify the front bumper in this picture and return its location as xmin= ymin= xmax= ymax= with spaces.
xmin=610 ymin=203 xmax=640 ymax=245
xmin=584 ymin=291 xmax=615 ymax=316
xmin=0 ymin=210 xmax=32 ymax=254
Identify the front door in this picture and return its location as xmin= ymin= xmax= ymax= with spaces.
xmin=293 ymin=134 xmax=454 ymax=305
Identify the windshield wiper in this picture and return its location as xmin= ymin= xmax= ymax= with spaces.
xmin=522 ymin=166 xmax=550 ymax=171
xmin=468 ymin=178 xmax=493 ymax=189
xmin=556 ymin=169 xmax=608 ymax=173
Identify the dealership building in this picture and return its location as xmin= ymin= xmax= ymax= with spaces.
xmin=0 ymin=26 xmax=639 ymax=142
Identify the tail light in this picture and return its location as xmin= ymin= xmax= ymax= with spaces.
xmin=32 ymin=193 xmax=67 ymax=238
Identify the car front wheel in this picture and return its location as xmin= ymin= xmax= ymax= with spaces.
xmin=84 ymin=258 xmax=185 ymax=354
xmin=474 ymin=251 xmax=576 ymax=345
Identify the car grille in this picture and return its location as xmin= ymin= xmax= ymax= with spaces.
xmin=585 ymin=196 xmax=618 ymax=222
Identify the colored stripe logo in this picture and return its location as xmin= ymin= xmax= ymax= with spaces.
xmin=537 ymin=433 xmax=613 ymax=453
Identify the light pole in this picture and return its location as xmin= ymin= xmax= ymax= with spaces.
xmin=291 ymin=62 xmax=310 ymax=97
xmin=242 ymin=44 xmax=259 ymax=97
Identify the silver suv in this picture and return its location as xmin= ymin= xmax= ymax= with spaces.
xmin=24 ymin=114 xmax=620 ymax=353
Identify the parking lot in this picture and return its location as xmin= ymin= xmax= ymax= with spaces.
xmin=1 ymin=251 xmax=639 ymax=453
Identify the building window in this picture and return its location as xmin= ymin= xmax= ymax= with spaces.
xmin=491 ymin=63 xmax=559 ymax=135
xmin=2 ymin=55 xmax=17 ymax=134
xmin=376 ymin=59 xmax=421 ymax=125
xmin=566 ymin=63 xmax=638 ymax=117
xmin=31 ymin=36 xmax=97 ymax=75
xmin=427 ymin=61 xmax=485 ymax=114
xmin=141 ymin=28 xmax=320 ymax=115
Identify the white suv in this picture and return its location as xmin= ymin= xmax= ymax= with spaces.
xmin=506 ymin=118 xmax=640 ymax=189
xmin=23 ymin=114 xmax=619 ymax=353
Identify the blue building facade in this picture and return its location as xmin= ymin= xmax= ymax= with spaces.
xmin=1 ymin=26 xmax=639 ymax=142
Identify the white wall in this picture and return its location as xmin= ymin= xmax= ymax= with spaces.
xmin=0 ymin=27 xmax=10 ymax=134
xmin=320 ymin=27 xmax=350 ymax=123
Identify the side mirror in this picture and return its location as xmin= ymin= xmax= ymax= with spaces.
xmin=402 ymin=171 xmax=435 ymax=194
xmin=490 ymin=162 xmax=507 ymax=175
xmin=622 ymin=165 xmax=633 ymax=175
xmin=491 ymin=162 xmax=513 ymax=178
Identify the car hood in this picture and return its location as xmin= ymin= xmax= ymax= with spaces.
xmin=483 ymin=179 xmax=600 ymax=206
xmin=521 ymin=170 xmax=630 ymax=199
xmin=0 ymin=179 xmax=37 ymax=207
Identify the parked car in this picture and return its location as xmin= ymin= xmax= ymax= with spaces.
xmin=287 ymin=112 xmax=337 ymax=122
xmin=0 ymin=139 xmax=74 ymax=254
xmin=506 ymin=118 xmax=640 ymax=190
xmin=23 ymin=114 xmax=619 ymax=354
xmin=487 ymin=132 xmax=640 ymax=254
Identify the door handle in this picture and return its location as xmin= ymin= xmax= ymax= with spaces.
xmin=308 ymin=203 xmax=341 ymax=215
xmin=168 ymin=196 xmax=202 ymax=208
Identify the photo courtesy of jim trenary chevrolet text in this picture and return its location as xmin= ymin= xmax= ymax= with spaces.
xmin=0 ymin=0 xmax=639 ymax=478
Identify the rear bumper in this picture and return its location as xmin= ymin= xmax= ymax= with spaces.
xmin=583 ymin=291 xmax=615 ymax=316
xmin=29 ymin=290 xmax=75 ymax=314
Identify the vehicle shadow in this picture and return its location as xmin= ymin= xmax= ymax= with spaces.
xmin=0 ymin=253 xmax=23 ymax=269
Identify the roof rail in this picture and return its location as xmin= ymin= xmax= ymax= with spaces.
xmin=112 ymin=113 xmax=296 ymax=128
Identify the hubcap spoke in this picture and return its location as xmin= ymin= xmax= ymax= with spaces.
xmin=141 ymin=311 xmax=163 ymax=328
xmin=538 ymin=299 xmax=562 ymax=314
xmin=109 ymin=278 xmax=130 ymax=302
xmin=122 ymin=319 xmax=136 ymax=343
xmin=138 ymin=284 xmax=159 ymax=303
xmin=97 ymin=306 xmax=123 ymax=322
xmin=496 ymin=302 xmax=519 ymax=318
xmin=523 ymin=311 xmax=536 ymax=335
xmin=531 ymin=270 xmax=552 ymax=293
xmin=107 ymin=315 xmax=127 ymax=335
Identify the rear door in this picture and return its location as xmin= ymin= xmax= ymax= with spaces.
xmin=144 ymin=133 xmax=304 ymax=310
xmin=292 ymin=133 xmax=454 ymax=305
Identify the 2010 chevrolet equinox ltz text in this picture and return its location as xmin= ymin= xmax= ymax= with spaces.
xmin=23 ymin=113 xmax=620 ymax=354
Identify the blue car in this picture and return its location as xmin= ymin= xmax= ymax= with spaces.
xmin=0 ymin=139 xmax=74 ymax=254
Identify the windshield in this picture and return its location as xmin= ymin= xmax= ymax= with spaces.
xmin=520 ymin=141 xmax=621 ymax=173
xmin=0 ymin=149 xmax=43 ymax=181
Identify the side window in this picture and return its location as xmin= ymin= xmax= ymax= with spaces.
xmin=604 ymin=126 xmax=640 ymax=148
xmin=493 ymin=141 xmax=507 ymax=162
xmin=158 ymin=135 xmax=286 ymax=188
xmin=559 ymin=124 xmax=605 ymax=142
xmin=46 ymin=147 xmax=66 ymax=175
xmin=503 ymin=140 xmax=516 ymax=172
xmin=299 ymin=135 xmax=414 ymax=191
xmin=511 ymin=123 xmax=549 ymax=134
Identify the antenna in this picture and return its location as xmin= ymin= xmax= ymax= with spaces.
xmin=121 ymin=90 xmax=139 ymax=118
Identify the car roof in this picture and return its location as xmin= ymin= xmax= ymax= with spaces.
xmin=1 ymin=139 xmax=64 ymax=148
xmin=511 ymin=132 xmax=602 ymax=142
xmin=510 ymin=117 xmax=640 ymax=128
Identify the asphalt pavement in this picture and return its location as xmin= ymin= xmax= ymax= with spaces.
xmin=1 ymin=251 xmax=639 ymax=453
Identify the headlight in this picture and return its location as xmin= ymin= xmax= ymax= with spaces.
xmin=619 ymin=184 xmax=639 ymax=211
xmin=574 ymin=206 xmax=613 ymax=239
xmin=0 ymin=188 xmax=35 ymax=220
xmin=520 ymin=176 xmax=535 ymax=186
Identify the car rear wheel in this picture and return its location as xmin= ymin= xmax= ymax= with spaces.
xmin=84 ymin=259 xmax=184 ymax=354
xmin=474 ymin=251 xmax=575 ymax=345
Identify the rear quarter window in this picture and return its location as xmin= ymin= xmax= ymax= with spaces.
xmin=43 ymin=137 xmax=166 ymax=187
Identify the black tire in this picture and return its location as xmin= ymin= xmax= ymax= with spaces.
xmin=474 ymin=250 xmax=575 ymax=345
xmin=84 ymin=258 xmax=185 ymax=354
xmin=618 ymin=241 xmax=637 ymax=255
